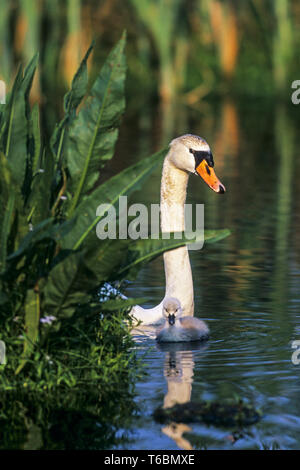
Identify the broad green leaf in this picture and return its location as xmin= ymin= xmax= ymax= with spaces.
xmin=0 ymin=66 xmax=23 ymax=152
xmin=83 ymin=238 xmax=130 ymax=282
xmin=43 ymin=251 xmax=97 ymax=319
xmin=50 ymin=43 xmax=94 ymax=165
xmin=62 ymin=147 xmax=166 ymax=250
xmin=25 ymin=150 xmax=55 ymax=225
xmin=23 ymin=102 xmax=41 ymax=203
xmin=117 ymin=229 xmax=231 ymax=280
xmin=5 ymin=55 xmax=38 ymax=186
xmin=15 ymin=288 xmax=40 ymax=375
xmin=5 ymin=85 xmax=27 ymax=185
xmin=6 ymin=218 xmax=52 ymax=261
xmin=101 ymin=297 xmax=148 ymax=311
xmin=203 ymin=229 xmax=232 ymax=244
xmin=7 ymin=216 xmax=76 ymax=262
xmin=64 ymin=42 xmax=94 ymax=115
xmin=21 ymin=53 xmax=39 ymax=103
xmin=0 ymin=152 xmax=15 ymax=273
xmin=83 ymin=229 xmax=230 ymax=284
xmin=67 ymin=32 xmax=126 ymax=215
xmin=29 ymin=102 xmax=41 ymax=173
xmin=0 ymin=291 xmax=8 ymax=305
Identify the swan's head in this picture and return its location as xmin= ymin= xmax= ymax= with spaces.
xmin=169 ymin=134 xmax=225 ymax=193
xmin=162 ymin=297 xmax=183 ymax=326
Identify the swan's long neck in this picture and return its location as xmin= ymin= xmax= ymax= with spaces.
xmin=160 ymin=153 xmax=194 ymax=316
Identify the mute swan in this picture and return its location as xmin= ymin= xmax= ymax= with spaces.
xmin=131 ymin=134 xmax=225 ymax=325
xmin=156 ymin=297 xmax=209 ymax=343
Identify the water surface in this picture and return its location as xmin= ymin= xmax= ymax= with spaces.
xmin=115 ymin=98 xmax=300 ymax=450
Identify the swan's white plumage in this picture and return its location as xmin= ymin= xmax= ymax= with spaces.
xmin=156 ymin=297 xmax=209 ymax=343
xmin=130 ymin=134 xmax=216 ymax=325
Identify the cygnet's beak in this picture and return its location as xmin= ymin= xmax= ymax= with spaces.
xmin=168 ymin=314 xmax=175 ymax=326
xmin=195 ymin=159 xmax=226 ymax=194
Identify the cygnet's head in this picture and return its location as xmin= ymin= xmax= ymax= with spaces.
xmin=162 ymin=297 xmax=183 ymax=326
xmin=168 ymin=134 xmax=225 ymax=194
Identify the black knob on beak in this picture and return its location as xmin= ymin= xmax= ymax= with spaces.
xmin=168 ymin=314 xmax=175 ymax=326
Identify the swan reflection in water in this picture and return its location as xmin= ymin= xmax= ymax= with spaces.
xmin=131 ymin=324 xmax=207 ymax=450
xmin=156 ymin=340 xmax=208 ymax=450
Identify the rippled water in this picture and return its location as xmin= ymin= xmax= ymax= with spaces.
xmin=113 ymin=99 xmax=300 ymax=450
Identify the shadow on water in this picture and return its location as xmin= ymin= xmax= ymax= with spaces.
xmin=122 ymin=97 xmax=300 ymax=450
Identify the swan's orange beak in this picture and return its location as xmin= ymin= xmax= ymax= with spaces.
xmin=195 ymin=159 xmax=226 ymax=193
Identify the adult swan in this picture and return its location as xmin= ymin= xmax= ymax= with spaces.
xmin=131 ymin=134 xmax=225 ymax=325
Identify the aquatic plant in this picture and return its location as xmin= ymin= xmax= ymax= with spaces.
xmin=129 ymin=0 xmax=183 ymax=102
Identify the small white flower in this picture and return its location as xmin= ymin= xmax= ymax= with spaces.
xmin=40 ymin=315 xmax=57 ymax=325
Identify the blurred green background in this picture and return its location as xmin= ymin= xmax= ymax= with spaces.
xmin=0 ymin=0 xmax=299 ymax=118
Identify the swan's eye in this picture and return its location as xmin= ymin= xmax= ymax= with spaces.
xmin=192 ymin=149 xmax=214 ymax=168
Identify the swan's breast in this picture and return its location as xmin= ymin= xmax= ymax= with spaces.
xmin=156 ymin=326 xmax=187 ymax=343
xmin=156 ymin=320 xmax=209 ymax=343
xmin=180 ymin=316 xmax=209 ymax=336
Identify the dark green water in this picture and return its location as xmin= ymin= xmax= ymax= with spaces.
xmin=116 ymin=98 xmax=300 ymax=449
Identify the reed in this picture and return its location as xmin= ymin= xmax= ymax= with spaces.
xmin=17 ymin=0 xmax=41 ymax=102
xmin=273 ymin=0 xmax=294 ymax=92
xmin=207 ymin=0 xmax=239 ymax=81
xmin=0 ymin=2 xmax=12 ymax=82
xmin=130 ymin=0 xmax=182 ymax=102
xmin=60 ymin=0 xmax=84 ymax=86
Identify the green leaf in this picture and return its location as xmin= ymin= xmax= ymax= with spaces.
xmin=83 ymin=229 xmax=230 ymax=285
xmin=67 ymin=32 xmax=126 ymax=215
xmin=203 ymin=229 xmax=232 ymax=244
xmin=0 ymin=66 xmax=22 ymax=150
xmin=7 ymin=217 xmax=76 ymax=262
xmin=64 ymin=42 xmax=94 ymax=115
xmin=0 ymin=291 xmax=8 ymax=305
xmin=43 ymin=251 xmax=97 ymax=319
xmin=5 ymin=55 xmax=38 ymax=186
xmin=29 ymin=102 xmax=41 ymax=173
xmin=6 ymin=218 xmax=53 ymax=261
xmin=51 ymin=43 xmax=94 ymax=165
xmin=15 ymin=288 xmax=40 ymax=375
xmin=21 ymin=53 xmax=39 ymax=103
xmin=62 ymin=147 xmax=166 ymax=250
xmin=117 ymin=229 xmax=231 ymax=280
xmin=83 ymin=239 xmax=130 ymax=282
xmin=101 ymin=297 xmax=148 ymax=311
xmin=25 ymin=150 xmax=55 ymax=225
xmin=0 ymin=152 xmax=15 ymax=273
